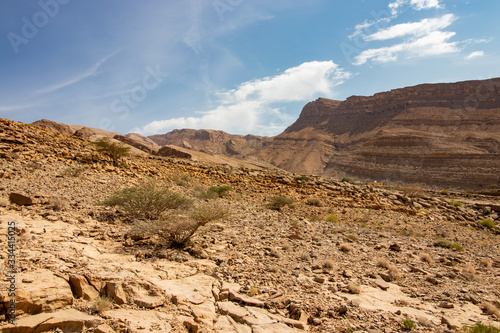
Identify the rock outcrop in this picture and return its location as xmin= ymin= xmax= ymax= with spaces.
xmin=256 ymin=78 xmax=500 ymax=188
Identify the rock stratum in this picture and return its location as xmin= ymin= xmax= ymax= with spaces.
xmin=254 ymin=78 xmax=500 ymax=188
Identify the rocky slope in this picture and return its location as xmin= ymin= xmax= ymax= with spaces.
xmin=1 ymin=118 xmax=500 ymax=332
xmin=255 ymin=78 xmax=500 ymax=188
xmin=148 ymin=128 xmax=271 ymax=158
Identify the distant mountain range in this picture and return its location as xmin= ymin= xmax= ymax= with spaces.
xmin=31 ymin=77 xmax=500 ymax=188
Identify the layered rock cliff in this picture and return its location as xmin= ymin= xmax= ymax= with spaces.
xmin=256 ymin=78 xmax=500 ymax=187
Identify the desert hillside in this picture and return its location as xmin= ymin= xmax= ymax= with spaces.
xmin=1 ymin=117 xmax=500 ymax=332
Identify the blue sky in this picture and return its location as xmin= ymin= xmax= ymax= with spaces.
xmin=1 ymin=0 xmax=499 ymax=136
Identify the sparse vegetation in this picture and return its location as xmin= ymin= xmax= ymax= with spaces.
xmin=325 ymin=214 xmax=339 ymax=223
xmin=91 ymin=137 xmax=130 ymax=166
xmin=488 ymin=184 xmax=498 ymax=190
xmin=402 ymin=318 xmax=416 ymax=330
xmin=294 ymin=175 xmax=310 ymax=182
xmin=434 ymin=237 xmax=464 ymax=252
xmin=323 ymin=259 xmax=335 ymax=270
xmin=346 ymin=234 xmax=358 ymax=242
xmin=451 ymin=200 xmax=463 ymax=207
xmin=463 ymin=323 xmax=500 ymax=333
xmin=100 ymin=182 xmax=192 ymax=219
xmin=63 ymin=166 xmax=88 ymax=177
xmin=399 ymin=184 xmax=424 ymax=198
xmin=92 ymin=296 xmax=113 ymax=314
xmin=388 ymin=264 xmax=401 ymax=281
xmin=266 ymin=196 xmax=293 ymax=211
xmin=376 ymin=258 xmax=390 ymax=269
xmin=339 ymin=243 xmax=353 ymax=252
xmin=479 ymin=219 xmax=495 ymax=229
xmin=340 ymin=177 xmax=351 ymax=183
xmin=347 ymin=282 xmax=360 ymax=294
xmin=209 ymin=185 xmax=233 ymax=197
xmin=306 ymin=198 xmax=322 ymax=207
xmin=420 ymin=253 xmax=434 ymax=265
xmin=462 ymin=264 xmax=476 ymax=280
xmin=441 ymin=189 xmax=449 ymax=195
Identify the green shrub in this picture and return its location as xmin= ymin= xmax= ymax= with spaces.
xmin=463 ymin=323 xmax=500 ymax=333
xmin=209 ymin=185 xmax=233 ymax=197
xmin=101 ymin=182 xmax=192 ymax=219
xmin=294 ymin=175 xmax=310 ymax=182
xmin=402 ymin=318 xmax=416 ymax=330
xmin=479 ymin=219 xmax=495 ymax=229
xmin=483 ymin=208 xmax=491 ymax=216
xmin=434 ymin=237 xmax=464 ymax=252
xmin=341 ymin=177 xmax=351 ymax=183
xmin=325 ymin=214 xmax=339 ymax=223
xmin=266 ymin=196 xmax=293 ymax=211
xmin=451 ymin=200 xmax=463 ymax=207
xmin=441 ymin=190 xmax=449 ymax=195
xmin=91 ymin=137 xmax=130 ymax=166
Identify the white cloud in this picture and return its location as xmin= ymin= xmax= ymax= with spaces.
xmin=389 ymin=0 xmax=442 ymax=15
xmin=466 ymin=51 xmax=485 ymax=60
xmin=0 ymin=103 xmax=38 ymax=113
xmin=135 ymin=61 xmax=351 ymax=136
xmin=34 ymin=51 xmax=119 ymax=95
xmin=365 ymin=14 xmax=456 ymax=41
xmin=354 ymin=31 xmax=459 ymax=65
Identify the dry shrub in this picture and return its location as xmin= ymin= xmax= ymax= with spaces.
xmin=388 ymin=264 xmax=402 ymax=281
xmin=306 ymin=198 xmax=322 ymax=207
xmin=377 ymin=258 xmax=390 ymax=269
xmin=339 ymin=243 xmax=353 ymax=253
xmin=92 ymin=296 xmax=113 ymax=314
xmin=48 ymin=196 xmax=69 ymax=211
xmin=323 ymin=259 xmax=335 ymax=270
xmin=479 ymin=259 xmax=492 ymax=269
xmin=462 ymin=264 xmax=476 ymax=280
xmin=399 ymin=183 xmax=425 ymax=198
xmin=347 ymin=282 xmax=361 ymax=294
xmin=420 ymin=253 xmax=434 ymax=265
xmin=482 ymin=302 xmax=500 ymax=320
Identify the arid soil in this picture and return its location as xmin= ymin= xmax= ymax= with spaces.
xmin=0 ymin=118 xmax=499 ymax=332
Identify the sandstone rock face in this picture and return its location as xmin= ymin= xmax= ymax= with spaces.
xmin=256 ymin=78 xmax=500 ymax=187
xmin=156 ymin=145 xmax=192 ymax=159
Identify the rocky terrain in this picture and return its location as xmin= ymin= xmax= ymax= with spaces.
xmin=1 ymin=117 xmax=500 ymax=332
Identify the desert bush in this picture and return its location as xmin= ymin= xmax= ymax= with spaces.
xmin=266 ymin=196 xmax=293 ymax=211
xmin=488 ymin=184 xmax=498 ymax=189
xmin=441 ymin=190 xmax=449 ymax=195
xmin=450 ymin=200 xmax=463 ymax=207
xmin=479 ymin=259 xmax=492 ymax=268
xmin=91 ymin=137 xmax=130 ymax=166
xmin=340 ymin=177 xmax=351 ymax=183
xmin=399 ymin=184 xmax=425 ymax=198
xmin=346 ymin=234 xmax=358 ymax=242
xmin=92 ymin=296 xmax=113 ymax=314
xmin=146 ymin=203 xmax=228 ymax=248
xmin=325 ymin=214 xmax=339 ymax=223
xmin=47 ymin=196 xmax=69 ymax=211
xmin=483 ymin=208 xmax=491 ymax=216
xmin=420 ymin=253 xmax=434 ymax=265
xmin=402 ymin=318 xmax=416 ymax=330
xmin=210 ymin=185 xmax=233 ymax=196
xmin=339 ymin=243 xmax=353 ymax=253
xmin=388 ymin=264 xmax=401 ymax=281
xmin=462 ymin=264 xmax=476 ymax=280
xmin=376 ymin=258 xmax=390 ymax=269
xmin=101 ymin=182 xmax=192 ymax=219
xmin=347 ymin=282 xmax=360 ymax=294
xmin=479 ymin=219 xmax=495 ymax=229
xmin=323 ymin=259 xmax=335 ymax=270
xmin=434 ymin=237 xmax=464 ymax=252
xmin=294 ymin=175 xmax=310 ymax=182
xmin=463 ymin=322 xmax=500 ymax=333
xmin=306 ymin=198 xmax=322 ymax=207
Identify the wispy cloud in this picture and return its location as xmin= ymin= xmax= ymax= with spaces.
xmin=0 ymin=103 xmax=38 ymax=113
xmin=135 ymin=61 xmax=351 ymax=136
xmin=389 ymin=0 xmax=442 ymax=15
xmin=34 ymin=50 xmax=119 ymax=95
xmin=465 ymin=51 xmax=485 ymax=60
xmin=365 ymin=14 xmax=456 ymax=41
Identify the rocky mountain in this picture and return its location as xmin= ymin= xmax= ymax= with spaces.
xmin=255 ymin=78 xmax=500 ymax=188
xmin=148 ymin=128 xmax=271 ymax=157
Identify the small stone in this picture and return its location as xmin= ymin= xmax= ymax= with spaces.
xmin=438 ymin=301 xmax=454 ymax=309
xmin=337 ymin=304 xmax=348 ymax=315
xmin=313 ymin=276 xmax=326 ymax=284
xmin=9 ymin=192 xmax=34 ymax=206
xmin=389 ymin=243 xmax=401 ymax=252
